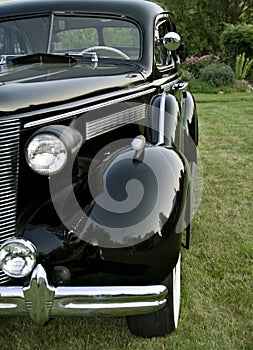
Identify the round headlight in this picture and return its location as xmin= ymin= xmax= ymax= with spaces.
xmin=0 ymin=239 xmax=37 ymax=278
xmin=26 ymin=133 xmax=67 ymax=175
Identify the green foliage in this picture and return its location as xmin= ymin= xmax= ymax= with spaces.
xmin=103 ymin=28 xmax=139 ymax=47
xmin=56 ymin=29 xmax=99 ymax=50
xmin=188 ymin=78 xmax=251 ymax=93
xmin=247 ymin=68 xmax=253 ymax=83
xmin=161 ymin=0 xmax=253 ymax=58
xmin=235 ymin=52 xmax=253 ymax=79
xmin=53 ymin=27 xmax=139 ymax=52
xmin=188 ymin=80 xmax=220 ymax=93
xmin=188 ymin=80 xmax=230 ymax=94
xmin=182 ymin=54 xmax=220 ymax=78
xmin=233 ymin=79 xmax=253 ymax=92
xmin=199 ymin=63 xmax=235 ymax=87
xmin=220 ymin=23 xmax=253 ymax=62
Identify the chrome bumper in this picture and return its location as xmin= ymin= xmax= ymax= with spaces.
xmin=0 ymin=264 xmax=168 ymax=325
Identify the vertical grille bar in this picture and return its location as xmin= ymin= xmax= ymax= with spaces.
xmin=0 ymin=118 xmax=20 ymax=284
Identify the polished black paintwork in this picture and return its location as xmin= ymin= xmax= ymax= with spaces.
xmin=0 ymin=0 xmax=198 ymax=287
xmin=0 ymin=62 xmax=145 ymax=114
xmin=23 ymin=144 xmax=189 ymax=285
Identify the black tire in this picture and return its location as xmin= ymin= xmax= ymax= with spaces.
xmin=126 ymin=254 xmax=181 ymax=338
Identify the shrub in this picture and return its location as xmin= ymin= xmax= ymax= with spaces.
xmin=199 ymin=63 xmax=235 ymax=87
xmin=182 ymin=54 xmax=220 ymax=78
xmin=188 ymin=79 xmax=251 ymax=94
xmin=187 ymin=80 xmax=224 ymax=94
xmin=235 ymin=53 xmax=253 ymax=80
xmin=221 ymin=24 xmax=253 ymax=64
xmin=248 ymin=69 xmax=253 ymax=83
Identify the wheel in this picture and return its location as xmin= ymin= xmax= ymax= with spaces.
xmin=126 ymin=254 xmax=181 ymax=338
xmin=81 ymin=46 xmax=130 ymax=59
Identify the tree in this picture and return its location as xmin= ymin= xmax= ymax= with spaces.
xmin=220 ymin=23 xmax=253 ymax=73
xmin=161 ymin=0 xmax=253 ymax=57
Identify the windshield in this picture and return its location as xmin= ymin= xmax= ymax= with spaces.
xmin=0 ymin=14 xmax=141 ymax=60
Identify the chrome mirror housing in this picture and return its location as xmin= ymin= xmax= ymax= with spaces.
xmin=162 ymin=32 xmax=181 ymax=51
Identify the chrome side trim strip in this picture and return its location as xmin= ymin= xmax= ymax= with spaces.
xmin=24 ymin=87 xmax=156 ymax=129
xmin=157 ymin=91 xmax=166 ymax=145
xmin=0 ymin=264 xmax=168 ymax=324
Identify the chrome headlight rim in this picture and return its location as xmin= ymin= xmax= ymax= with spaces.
xmin=0 ymin=238 xmax=37 ymax=278
xmin=25 ymin=132 xmax=68 ymax=176
xmin=25 ymin=125 xmax=82 ymax=176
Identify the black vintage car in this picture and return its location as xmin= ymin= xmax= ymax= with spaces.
xmin=0 ymin=0 xmax=198 ymax=338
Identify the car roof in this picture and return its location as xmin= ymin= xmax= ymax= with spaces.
xmin=0 ymin=0 xmax=167 ymax=25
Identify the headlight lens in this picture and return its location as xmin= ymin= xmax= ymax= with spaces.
xmin=26 ymin=133 xmax=67 ymax=175
xmin=0 ymin=239 xmax=36 ymax=278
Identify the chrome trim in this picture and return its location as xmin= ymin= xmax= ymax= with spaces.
xmin=0 ymin=238 xmax=37 ymax=278
xmin=85 ymin=105 xmax=147 ymax=140
xmin=47 ymin=14 xmax=55 ymax=54
xmin=0 ymin=119 xmax=20 ymax=284
xmin=161 ymin=76 xmax=180 ymax=91
xmin=24 ymin=87 xmax=156 ymax=129
xmin=157 ymin=91 xmax=166 ymax=145
xmin=0 ymin=55 xmax=7 ymax=65
xmin=0 ymin=264 xmax=168 ymax=324
xmin=172 ymin=81 xmax=188 ymax=91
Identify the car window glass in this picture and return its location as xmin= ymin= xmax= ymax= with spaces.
xmin=103 ymin=26 xmax=140 ymax=59
xmin=0 ymin=15 xmax=141 ymax=60
xmin=0 ymin=25 xmax=26 ymax=54
xmin=0 ymin=16 xmax=50 ymax=55
xmin=53 ymin=28 xmax=99 ymax=51
xmin=51 ymin=16 xmax=141 ymax=60
xmin=0 ymin=27 xmax=4 ymax=53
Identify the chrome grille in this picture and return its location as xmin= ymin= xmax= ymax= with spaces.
xmin=85 ymin=104 xmax=147 ymax=140
xmin=0 ymin=118 xmax=20 ymax=284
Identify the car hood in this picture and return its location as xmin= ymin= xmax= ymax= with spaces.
xmin=0 ymin=61 xmax=145 ymax=114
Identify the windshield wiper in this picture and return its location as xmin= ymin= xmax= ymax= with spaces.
xmin=12 ymin=53 xmax=77 ymax=65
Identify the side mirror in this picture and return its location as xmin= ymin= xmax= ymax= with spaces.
xmin=162 ymin=32 xmax=181 ymax=51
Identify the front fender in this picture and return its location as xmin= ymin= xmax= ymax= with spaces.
xmin=22 ymin=143 xmax=190 ymax=284
xmin=75 ymin=144 xmax=190 ymax=249
xmin=182 ymin=90 xmax=198 ymax=146
xmin=148 ymin=94 xmax=181 ymax=147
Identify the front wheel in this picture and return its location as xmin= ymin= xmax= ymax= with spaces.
xmin=126 ymin=254 xmax=181 ymax=338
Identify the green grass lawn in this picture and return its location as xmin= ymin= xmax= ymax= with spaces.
xmin=0 ymin=93 xmax=252 ymax=350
